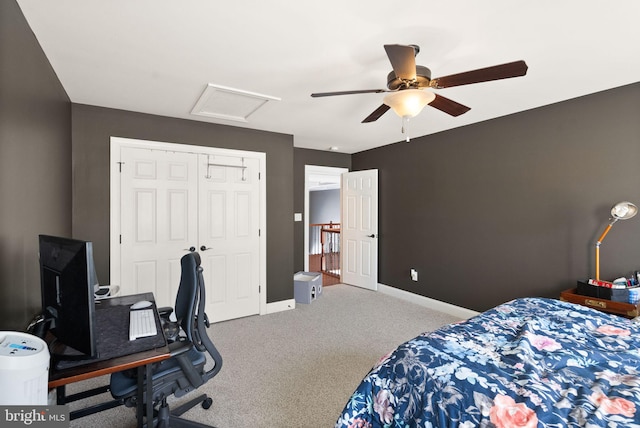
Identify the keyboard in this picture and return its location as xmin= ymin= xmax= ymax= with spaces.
xmin=129 ymin=309 xmax=158 ymax=340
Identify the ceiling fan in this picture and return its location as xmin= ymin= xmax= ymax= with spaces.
xmin=311 ymin=44 xmax=528 ymax=133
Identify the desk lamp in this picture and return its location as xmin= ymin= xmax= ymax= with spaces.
xmin=595 ymin=201 xmax=638 ymax=280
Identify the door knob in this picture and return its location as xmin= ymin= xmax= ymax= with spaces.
xmin=200 ymin=245 xmax=211 ymax=251
xmin=367 ymin=234 xmax=377 ymax=238
xmin=183 ymin=246 xmax=196 ymax=252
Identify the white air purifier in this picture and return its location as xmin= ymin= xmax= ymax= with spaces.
xmin=0 ymin=331 xmax=50 ymax=405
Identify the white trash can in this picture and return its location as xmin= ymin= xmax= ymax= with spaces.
xmin=0 ymin=331 xmax=50 ymax=405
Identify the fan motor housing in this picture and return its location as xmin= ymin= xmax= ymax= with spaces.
xmin=387 ymin=65 xmax=432 ymax=90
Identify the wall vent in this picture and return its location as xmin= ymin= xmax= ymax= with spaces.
xmin=191 ymin=84 xmax=280 ymax=122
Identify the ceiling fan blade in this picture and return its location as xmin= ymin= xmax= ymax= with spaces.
xmin=362 ymin=104 xmax=391 ymax=123
xmin=428 ymin=94 xmax=471 ymax=117
xmin=311 ymin=89 xmax=387 ymax=97
xmin=430 ymin=60 xmax=528 ymax=89
xmin=384 ymin=44 xmax=417 ymax=81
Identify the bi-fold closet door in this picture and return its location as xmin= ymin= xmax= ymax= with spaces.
xmin=114 ymin=139 xmax=263 ymax=323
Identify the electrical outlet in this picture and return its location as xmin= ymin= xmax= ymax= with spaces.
xmin=410 ymin=268 xmax=418 ymax=281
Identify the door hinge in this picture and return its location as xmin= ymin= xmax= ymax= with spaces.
xmin=119 ymin=234 xmax=122 ymax=244
xmin=117 ymin=161 xmax=125 ymax=173
xmin=259 ymin=285 xmax=261 ymax=293
xmin=258 ymin=172 xmax=261 ymax=180
xmin=258 ymin=229 xmax=261 ymax=237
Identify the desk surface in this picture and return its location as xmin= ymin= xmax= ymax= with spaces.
xmin=48 ymin=292 xmax=170 ymax=388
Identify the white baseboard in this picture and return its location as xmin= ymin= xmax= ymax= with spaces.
xmin=378 ymin=283 xmax=479 ymax=320
xmin=265 ymin=299 xmax=296 ymax=314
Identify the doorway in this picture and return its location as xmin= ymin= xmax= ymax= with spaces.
xmin=304 ymin=165 xmax=348 ymax=286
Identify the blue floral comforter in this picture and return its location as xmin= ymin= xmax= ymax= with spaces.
xmin=336 ymin=298 xmax=640 ymax=427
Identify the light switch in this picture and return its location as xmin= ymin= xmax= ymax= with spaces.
xmin=294 ymin=213 xmax=303 ymax=222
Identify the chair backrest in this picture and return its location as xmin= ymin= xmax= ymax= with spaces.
xmin=178 ymin=252 xmax=223 ymax=381
xmin=174 ymin=253 xmax=200 ymax=342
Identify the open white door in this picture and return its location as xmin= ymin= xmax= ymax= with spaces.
xmin=341 ymin=169 xmax=378 ymax=290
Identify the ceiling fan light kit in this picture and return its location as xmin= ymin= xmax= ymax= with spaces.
xmin=383 ymin=89 xmax=435 ymax=119
xmin=311 ymin=43 xmax=528 ymax=140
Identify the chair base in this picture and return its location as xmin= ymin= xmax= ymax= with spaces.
xmin=155 ymin=394 xmax=215 ymax=428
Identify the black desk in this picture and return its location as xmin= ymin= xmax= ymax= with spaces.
xmin=48 ymin=292 xmax=169 ymax=428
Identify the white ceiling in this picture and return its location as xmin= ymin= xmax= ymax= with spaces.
xmin=17 ymin=0 xmax=640 ymax=154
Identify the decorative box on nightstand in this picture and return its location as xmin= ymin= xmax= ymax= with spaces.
xmin=560 ymin=288 xmax=640 ymax=318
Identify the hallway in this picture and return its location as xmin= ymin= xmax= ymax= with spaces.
xmin=308 ymin=254 xmax=341 ymax=286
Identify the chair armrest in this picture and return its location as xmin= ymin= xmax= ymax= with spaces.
xmin=168 ymin=339 xmax=205 ymax=388
xmin=157 ymin=306 xmax=173 ymax=319
xmin=168 ymin=339 xmax=193 ymax=357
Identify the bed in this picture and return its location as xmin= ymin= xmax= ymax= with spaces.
xmin=335 ymin=297 xmax=640 ymax=427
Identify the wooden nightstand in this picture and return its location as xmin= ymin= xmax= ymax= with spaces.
xmin=560 ymin=288 xmax=640 ymax=318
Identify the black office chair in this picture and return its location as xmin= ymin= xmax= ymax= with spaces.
xmin=110 ymin=252 xmax=223 ymax=427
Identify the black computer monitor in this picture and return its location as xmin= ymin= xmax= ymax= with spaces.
xmin=39 ymin=234 xmax=99 ymax=359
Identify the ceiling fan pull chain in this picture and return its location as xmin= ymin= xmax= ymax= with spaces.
xmin=402 ymin=116 xmax=411 ymax=142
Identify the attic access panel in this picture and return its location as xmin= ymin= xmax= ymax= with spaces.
xmin=191 ymin=84 xmax=280 ymax=122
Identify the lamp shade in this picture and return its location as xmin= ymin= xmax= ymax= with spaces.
xmin=595 ymin=200 xmax=638 ymax=280
xmin=383 ymin=89 xmax=435 ymax=118
xmin=611 ymin=201 xmax=638 ymax=220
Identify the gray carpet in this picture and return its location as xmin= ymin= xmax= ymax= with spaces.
xmin=66 ymin=284 xmax=462 ymax=427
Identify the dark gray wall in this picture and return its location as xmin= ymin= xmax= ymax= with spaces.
xmin=5 ymin=0 xmax=639 ymax=325
xmin=310 ymin=189 xmax=340 ymax=224
xmin=71 ymin=104 xmax=294 ymax=303
xmin=293 ymin=148 xmax=351 ymax=271
xmin=353 ymin=82 xmax=640 ymax=312
xmin=0 ymin=0 xmax=72 ymax=329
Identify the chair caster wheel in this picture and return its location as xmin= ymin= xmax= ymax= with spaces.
xmin=202 ymin=397 xmax=213 ymax=409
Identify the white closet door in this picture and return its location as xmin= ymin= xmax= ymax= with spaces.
xmin=118 ymin=146 xmax=262 ymax=322
xmin=198 ymin=154 xmax=261 ymax=322
xmin=120 ymin=147 xmax=198 ymax=307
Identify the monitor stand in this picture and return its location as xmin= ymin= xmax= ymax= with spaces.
xmin=37 ymin=318 xmax=98 ymax=364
